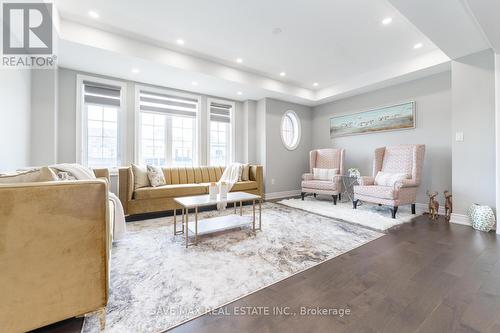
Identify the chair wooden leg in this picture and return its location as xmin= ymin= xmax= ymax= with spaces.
xmin=391 ymin=206 xmax=398 ymax=219
xmin=333 ymin=195 xmax=337 ymax=205
xmin=353 ymin=199 xmax=359 ymax=209
xmin=338 ymin=193 xmax=341 ymax=201
xmin=411 ymin=203 xmax=416 ymax=215
xmin=301 ymin=192 xmax=305 ymax=200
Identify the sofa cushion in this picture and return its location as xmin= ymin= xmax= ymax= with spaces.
xmin=147 ymin=165 xmax=166 ymax=187
xmin=354 ymin=185 xmax=395 ymax=199
xmin=132 ymin=164 xmax=150 ymax=189
xmin=301 ymin=180 xmax=337 ymax=191
xmin=241 ymin=164 xmax=250 ymax=181
xmin=134 ymin=184 xmax=207 ymax=200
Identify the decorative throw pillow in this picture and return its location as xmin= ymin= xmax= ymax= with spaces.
xmin=147 ymin=165 xmax=166 ymax=187
xmin=0 ymin=167 xmax=58 ymax=184
xmin=132 ymin=164 xmax=151 ymax=189
xmin=374 ymin=171 xmax=410 ymax=187
xmin=55 ymin=171 xmax=77 ymax=181
xmin=312 ymin=168 xmax=338 ymax=181
xmin=240 ymin=164 xmax=250 ymax=181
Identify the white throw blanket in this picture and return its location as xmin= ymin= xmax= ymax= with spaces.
xmin=50 ymin=163 xmax=126 ymax=241
xmin=216 ymin=163 xmax=244 ymax=209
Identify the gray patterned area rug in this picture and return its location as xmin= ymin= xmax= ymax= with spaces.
xmin=82 ymin=202 xmax=382 ymax=333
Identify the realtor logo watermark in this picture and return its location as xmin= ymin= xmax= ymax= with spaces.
xmin=1 ymin=1 xmax=57 ymax=68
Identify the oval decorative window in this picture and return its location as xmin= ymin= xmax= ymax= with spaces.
xmin=280 ymin=110 xmax=301 ymax=150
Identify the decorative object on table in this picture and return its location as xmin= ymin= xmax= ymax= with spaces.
xmin=353 ymin=145 xmax=425 ymax=219
xmin=301 ymin=148 xmax=345 ymax=205
xmin=444 ymin=190 xmax=453 ymax=220
xmin=468 ymin=204 xmax=496 ymax=232
xmin=209 ymin=182 xmax=218 ymax=200
xmin=330 ymin=101 xmax=415 ymax=138
xmin=347 ymin=168 xmax=360 ymax=179
xmin=219 ymin=181 xmax=229 ymax=199
xmin=426 ymin=191 xmax=439 ymax=220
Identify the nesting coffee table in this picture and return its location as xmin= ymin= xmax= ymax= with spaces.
xmin=173 ymin=192 xmax=262 ymax=248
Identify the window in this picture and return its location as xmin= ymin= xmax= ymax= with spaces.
xmin=137 ymin=88 xmax=198 ymax=166
xmin=281 ymin=110 xmax=300 ymax=150
xmin=208 ymin=100 xmax=233 ymax=166
xmin=78 ymin=77 xmax=126 ymax=168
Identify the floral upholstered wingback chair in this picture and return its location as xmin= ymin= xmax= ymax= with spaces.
xmin=301 ymin=148 xmax=345 ymax=205
xmin=353 ymin=144 xmax=425 ymax=218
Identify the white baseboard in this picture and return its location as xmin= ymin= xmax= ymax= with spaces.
xmin=449 ymin=213 xmax=471 ymax=226
xmin=265 ymin=190 xmax=301 ymax=200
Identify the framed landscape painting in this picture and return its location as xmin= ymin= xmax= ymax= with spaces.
xmin=330 ymin=101 xmax=415 ymax=138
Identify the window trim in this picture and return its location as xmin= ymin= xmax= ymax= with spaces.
xmin=76 ymin=74 xmax=127 ymax=169
xmin=280 ymin=110 xmax=301 ymax=151
xmin=134 ymin=84 xmax=202 ymax=166
xmin=207 ymin=97 xmax=235 ymax=166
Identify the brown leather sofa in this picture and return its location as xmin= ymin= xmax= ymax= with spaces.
xmin=0 ymin=179 xmax=110 ymax=332
xmin=119 ymin=165 xmax=264 ymax=215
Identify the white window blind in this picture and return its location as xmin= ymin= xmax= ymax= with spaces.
xmin=84 ymin=81 xmax=121 ymax=106
xmin=139 ymin=91 xmax=198 ymax=118
xmin=209 ymin=102 xmax=231 ymax=123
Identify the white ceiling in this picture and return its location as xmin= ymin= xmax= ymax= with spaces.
xmin=52 ymin=0 xmax=500 ymax=105
xmin=54 ymin=0 xmax=446 ymax=89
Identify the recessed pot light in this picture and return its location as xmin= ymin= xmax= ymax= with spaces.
xmin=176 ymin=39 xmax=185 ymax=45
xmin=382 ymin=17 xmax=392 ymax=25
xmin=279 ymin=72 xmax=286 ymax=77
xmin=131 ymin=68 xmax=140 ymax=74
xmin=237 ymin=91 xmax=243 ymax=95
xmin=414 ymin=43 xmax=423 ymax=49
xmin=236 ymin=58 xmax=243 ymax=63
xmin=191 ymin=81 xmax=198 ymax=86
xmin=313 ymin=82 xmax=319 ymax=87
xmin=88 ymin=11 xmax=99 ymax=19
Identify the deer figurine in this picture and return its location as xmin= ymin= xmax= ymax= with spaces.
xmin=427 ymin=191 xmax=439 ymax=220
xmin=444 ymin=190 xmax=452 ymax=221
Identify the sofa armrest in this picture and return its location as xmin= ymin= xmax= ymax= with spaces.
xmin=0 ymin=180 xmax=109 ymax=332
xmin=302 ymin=173 xmax=313 ymax=181
xmin=358 ymin=176 xmax=375 ymax=186
xmin=118 ymin=167 xmax=134 ymax=215
xmin=93 ymin=168 xmax=110 ymax=183
xmin=249 ymin=165 xmax=264 ymax=198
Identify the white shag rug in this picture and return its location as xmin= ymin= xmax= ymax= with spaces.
xmin=82 ymin=202 xmax=382 ymax=333
xmin=278 ymin=196 xmax=418 ymax=231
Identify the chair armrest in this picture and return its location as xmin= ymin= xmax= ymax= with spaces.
xmin=395 ymin=178 xmax=418 ymax=189
xmin=302 ymin=173 xmax=314 ymax=181
xmin=358 ymin=176 xmax=375 ymax=186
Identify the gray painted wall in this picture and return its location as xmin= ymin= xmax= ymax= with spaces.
xmin=313 ymin=72 xmax=452 ymax=205
xmin=264 ymin=98 xmax=313 ymax=194
xmin=0 ymin=70 xmax=31 ymax=171
xmin=57 ymin=67 xmax=245 ymax=166
xmin=31 ymin=69 xmax=58 ymax=166
xmin=452 ymin=49 xmax=496 ymax=214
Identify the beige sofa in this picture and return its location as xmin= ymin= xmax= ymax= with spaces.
xmin=0 ymin=179 xmax=110 ymax=332
xmin=119 ymin=165 xmax=264 ymax=215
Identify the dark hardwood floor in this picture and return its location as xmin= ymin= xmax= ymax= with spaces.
xmin=33 ymin=215 xmax=500 ymax=333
